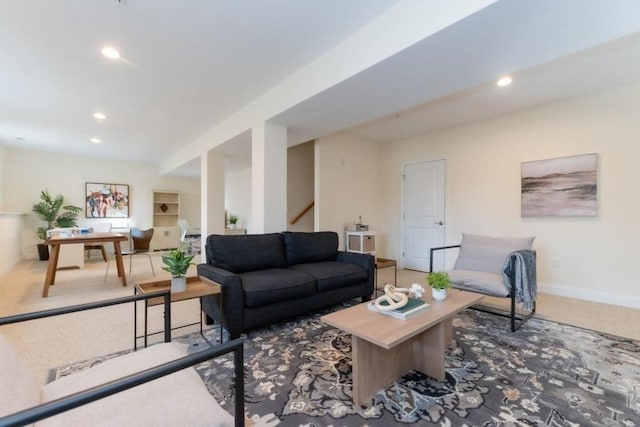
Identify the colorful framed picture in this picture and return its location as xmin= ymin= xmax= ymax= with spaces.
xmin=85 ymin=182 xmax=129 ymax=218
xmin=521 ymin=153 xmax=597 ymax=217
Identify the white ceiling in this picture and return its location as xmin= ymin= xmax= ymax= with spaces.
xmin=346 ymin=31 xmax=640 ymax=143
xmin=1 ymin=0 xmax=640 ymax=177
xmin=0 ymin=0 xmax=395 ymax=168
xmin=272 ymin=1 xmax=640 ymax=143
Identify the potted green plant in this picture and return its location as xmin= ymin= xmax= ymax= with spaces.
xmin=32 ymin=189 xmax=82 ymax=260
xmin=228 ymin=214 xmax=238 ymax=229
xmin=161 ymin=249 xmax=195 ymax=292
xmin=426 ymin=271 xmax=451 ymax=301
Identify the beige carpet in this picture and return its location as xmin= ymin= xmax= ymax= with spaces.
xmin=1 ymin=255 xmax=638 ymax=385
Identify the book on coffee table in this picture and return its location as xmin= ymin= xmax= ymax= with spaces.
xmin=367 ymin=297 xmax=429 ymax=320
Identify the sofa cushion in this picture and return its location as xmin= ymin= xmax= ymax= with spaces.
xmin=207 ymin=233 xmax=287 ymax=273
xmin=0 ymin=333 xmax=41 ymax=419
xmin=241 ymin=268 xmax=317 ymax=307
xmin=454 ymin=233 xmax=535 ymax=275
xmin=289 ymin=262 xmax=367 ymax=293
xmin=282 ymin=231 xmax=338 ymax=265
xmin=448 ymin=269 xmax=510 ymax=297
xmin=38 ymin=342 xmax=233 ymax=427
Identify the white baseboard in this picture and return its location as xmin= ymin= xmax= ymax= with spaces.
xmin=538 ymin=282 xmax=640 ymax=309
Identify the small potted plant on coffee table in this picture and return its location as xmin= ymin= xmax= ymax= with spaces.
xmin=426 ymin=271 xmax=451 ymax=301
xmin=161 ymin=249 xmax=194 ymax=292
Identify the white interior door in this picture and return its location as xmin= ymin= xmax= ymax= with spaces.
xmin=402 ymin=160 xmax=445 ymax=271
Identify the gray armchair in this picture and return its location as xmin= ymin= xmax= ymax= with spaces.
xmin=430 ymin=233 xmax=537 ymax=331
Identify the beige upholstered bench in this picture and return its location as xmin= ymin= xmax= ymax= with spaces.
xmin=0 ymin=293 xmax=244 ymax=427
xmin=430 ymin=233 xmax=537 ymax=331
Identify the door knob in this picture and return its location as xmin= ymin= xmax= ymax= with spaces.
xmin=434 ymin=221 xmax=444 ymax=225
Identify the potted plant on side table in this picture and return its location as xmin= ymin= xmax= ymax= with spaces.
xmin=228 ymin=214 xmax=238 ymax=229
xmin=426 ymin=271 xmax=451 ymax=301
xmin=161 ymin=249 xmax=195 ymax=292
xmin=32 ymin=189 xmax=82 ymax=261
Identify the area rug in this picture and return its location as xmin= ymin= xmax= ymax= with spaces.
xmin=50 ymin=302 xmax=640 ymax=426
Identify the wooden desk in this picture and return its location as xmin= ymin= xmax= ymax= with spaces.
xmin=43 ymin=232 xmax=128 ymax=297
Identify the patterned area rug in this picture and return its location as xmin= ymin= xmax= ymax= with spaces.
xmin=50 ymin=302 xmax=640 ymax=426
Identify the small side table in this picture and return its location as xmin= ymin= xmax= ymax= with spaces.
xmin=134 ymin=276 xmax=222 ymax=349
xmin=375 ymin=258 xmax=397 ymax=297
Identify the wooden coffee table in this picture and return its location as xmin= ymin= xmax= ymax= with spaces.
xmin=321 ymin=289 xmax=483 ymax=405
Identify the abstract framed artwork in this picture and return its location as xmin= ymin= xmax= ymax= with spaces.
xmin=521 ymin=153 xmax=597 ymax=217
xmin=85 ymin=182 xmax=129 ymax=218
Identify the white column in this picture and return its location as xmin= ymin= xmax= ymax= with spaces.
xmin=251 ymin=122 xmax=287 ymax=233
xmin=201 ymin=150 xmax=225 ymax=253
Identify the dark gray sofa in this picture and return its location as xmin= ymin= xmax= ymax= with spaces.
xmin=198 ymin=231 xmax=375 ymax=339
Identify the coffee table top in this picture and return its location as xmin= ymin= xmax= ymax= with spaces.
xmin=322 ymin=289 xmax=483 ymax=349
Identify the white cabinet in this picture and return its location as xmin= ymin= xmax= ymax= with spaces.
xmin=151 ymin=226 xmax=180 ymax=250
xmin=151 ymin=191 xmax=181 ymax=250
xmin=345 ymin=230 xmax=376 ymax=255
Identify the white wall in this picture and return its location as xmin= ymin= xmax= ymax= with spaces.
xmin=315 ymin=133 xmax=383 ymax=251
xmin=224 ymin=142 xmax=315 ymax=234
xmin=3 ymin=147 xmax=201 ymax=259
xmin=0 ymin=213 xmax=25 ymax=277
xmin=224 ymin=167 xmax=252 ymax=231
xmin=379 ymin=83 xmax=640 ymax=308
xmin=287 ymin=141 xmax=314 ymax=232
xmin=0 ymin=145 xmax=4 ymax=211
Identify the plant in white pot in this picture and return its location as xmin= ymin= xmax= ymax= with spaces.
xmin=161 ymin=249 xmax=194 ymax=292
xmin=426 ymin=271 xmax=451 ymax=301
xmin=228 ymin=214 xmax=238 ymax=229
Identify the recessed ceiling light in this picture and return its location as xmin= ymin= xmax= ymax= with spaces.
xmin=93 ymin=112 xmax=106 ymax=122
xmin=101 ymin=46 xmax=120 ymax=60
xmin=497 ymin=76 xmax=513 ymax=87
xmin=90 ymin=138 xmax=101 ymax=144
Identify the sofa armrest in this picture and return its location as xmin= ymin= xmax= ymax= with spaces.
xmin=336 ymin=251 xmax=375 ymax=298
xmin=336 ymin=251 xmax=374 ymax=271
xmin=197 ymin=264 xmax=245 ymax=339
xmin=197 ymin=263 xmax=241 ymax=286
xmin=429 ymin=245 xmax=461 ymax=273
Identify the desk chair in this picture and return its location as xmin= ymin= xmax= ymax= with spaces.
xmin=84 ymin=222 xmax=112 ymax=262
xmin=104 ymin=228 xmax=155 ymax=280
xmin=178 ymin=219 xmax=201 ymax=254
